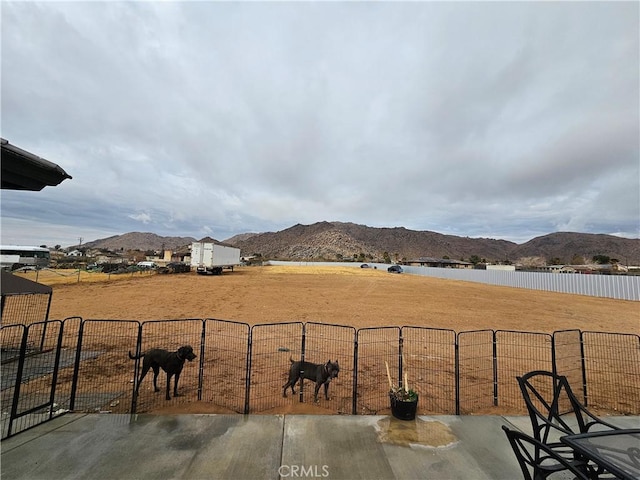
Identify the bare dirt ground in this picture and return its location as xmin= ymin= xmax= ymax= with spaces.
xmin=43 ymin=265 xmax=639 ymax=334
xmin=16 ymin=265 xmax=639 ymax=415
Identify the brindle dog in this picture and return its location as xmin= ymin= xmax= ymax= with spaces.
xmin=283 ymin=357 xmax=340 ymax=402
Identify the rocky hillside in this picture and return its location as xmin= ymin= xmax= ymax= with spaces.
xmin=79 ymin=223 xmax=640 ymax=265
xmin=225 ymin=232 xmax=259 ymax=244
xmin=509 ymin=232 xmax=640 ymax=265
xmin=229 ymin=222 xmax=517 ymax=262
xmin=226 ymin=222 xmax=640 ymax=264
xmin=81 ymin=232 xmax=197 ymax=251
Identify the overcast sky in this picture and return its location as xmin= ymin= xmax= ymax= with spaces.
xmin=2 ymin=1 xmax=638 ymax=248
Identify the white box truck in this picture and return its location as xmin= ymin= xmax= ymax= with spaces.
xmin=190 ymin=242 xmax=241 ymax=275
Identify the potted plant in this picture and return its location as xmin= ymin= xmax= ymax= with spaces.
xmin=386 ymin=361 xmax=419 ymax=421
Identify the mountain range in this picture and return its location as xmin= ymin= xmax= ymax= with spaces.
xmin=80 ymin=221 xmax=640 ymax=265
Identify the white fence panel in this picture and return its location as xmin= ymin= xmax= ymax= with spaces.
xmin=268 ymin=261 xmax=639 ymax=301
xmin=400 ymin=266 xmax=639 ymax=301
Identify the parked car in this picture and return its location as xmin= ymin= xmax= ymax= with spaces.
xmin=167 ymin=262 xmax=191 ymax=273
xmin=387 ymin=265 xmax=403 ymax=274
xmin=136 ymin=261 xmax=158 ymax=269
xmin=158 ymin=262 xmax=191 ymax=274
xmin=14 ymin=265 xmax=38 ymax=272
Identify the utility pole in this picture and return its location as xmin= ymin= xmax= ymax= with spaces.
xmin=76 ymin=237 xmax=83 ymax=284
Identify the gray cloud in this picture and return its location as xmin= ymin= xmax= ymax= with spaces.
xmin=1 ymin=1 xmax=638 ymax=248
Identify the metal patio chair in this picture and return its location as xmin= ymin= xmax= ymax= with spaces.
xmin=517 ymin=371 xmax=620 ymax=443
xmin=517 ymin=370 xmax=620 ymax=477
xmin=502 ymin=425 xmax=589 ymax=480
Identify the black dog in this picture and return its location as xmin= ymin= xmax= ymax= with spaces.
xmin=128 ymin=345 xmax=197 ymax=400
xmin=283 ymin=357 xmax=340 ymax=402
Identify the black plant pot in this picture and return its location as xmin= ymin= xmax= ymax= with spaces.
xmin=389 ymin=393 xmax=418 ymax=421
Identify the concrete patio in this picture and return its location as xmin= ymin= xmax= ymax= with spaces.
xmin=1 ymin=413 xmax=638 ymax=480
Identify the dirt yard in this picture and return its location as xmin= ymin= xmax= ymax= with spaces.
xmin=43 ymin=265 xmax=639 ymax=334
xmin=15 ymin=265 xmax=638 ymax=416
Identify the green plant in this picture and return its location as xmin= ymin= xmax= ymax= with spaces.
xmin=390 ymin=387 xmax=418 ymax=402
xmin=385 ymin=360 xmax=418 ymax=402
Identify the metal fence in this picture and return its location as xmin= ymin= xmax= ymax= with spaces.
xmin=202 ymin=319 xmax=250 ymax=414
xmin=403 ymin=266 xmax=640 ymax=301
xmin=249 ymin=322 xmax=304 ymax=413
xmin=1 ymin=318 xmax=80 ymax=438
xmin=268 ymin=261 xmax=640 ymax=301
xmin=2 ymin=318 xmax=638 ymax=438
xmin=1 ymin=292 xmax=52 ymax=330
xmin=355 ymin=327 xmax=400 ymax=415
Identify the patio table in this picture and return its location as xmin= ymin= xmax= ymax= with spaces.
xmin=561 ymin=428 xmax=640 ymax=480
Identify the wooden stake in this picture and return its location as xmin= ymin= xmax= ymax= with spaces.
xmin=385 ymin=361 xmax=393 ymax=390
xmin=402 ymin=354 xmax=408 ymax=392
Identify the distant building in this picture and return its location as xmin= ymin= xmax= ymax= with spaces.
xmin=94 ymin=254 xmax=127 ymax=264
xmin=406 ymin=257 xmax=473 ymax=269
xmin=486 ymin=264 xmax=516 ymax=271
xmin=527 ymin=264 xmax=629 ymax=274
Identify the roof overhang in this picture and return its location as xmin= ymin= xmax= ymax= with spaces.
xmin=0 ymin=270 xmax=52 ymax=295
xmin=1 ymin=138 xmax=72 ymax=191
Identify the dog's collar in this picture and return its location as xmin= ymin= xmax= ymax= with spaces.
xmin=176 ymin=352 xmax=183 ymax=361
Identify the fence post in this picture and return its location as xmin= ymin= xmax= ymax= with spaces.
xmin=244 ymin=328 xmax=253 ymax=414
xmin=579 ymin=331 xmax=588 ymax=407
xmin=299 ymin=324 xmax=306 ymax=403
xmin=352 ymin=333 xmax=358 ymax=415
xmin=69 ymin=320 xmax=87 ymax=411
xmin=7 ymin=326 xmax=29 ymax=437
xmin=39 ymin=292 xmax=54 ymax=352
xmin=129 ymin=322 xmax=143 ymax=414
xmin=198 ymin=320 xmax=206 ymax=401
xmin=48 ymin=321 xmax=66 ymax=419
xmin=492 ymin=330 xmax=498 ymax=406
xmin=551 ymin=334 xmax=557 ymax=377
xmin=455 ymin=334 xmax=460 ymax=415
